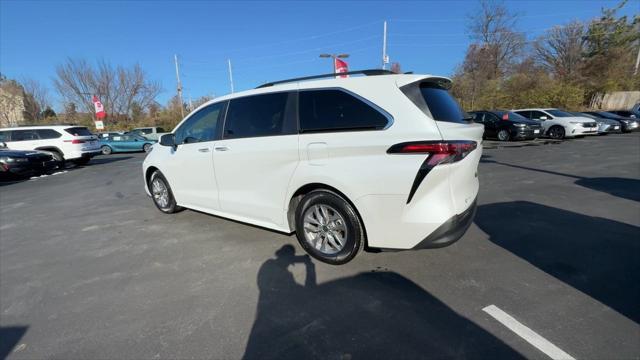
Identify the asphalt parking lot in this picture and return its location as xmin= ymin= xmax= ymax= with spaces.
xmin=1 ymin=133 xmax=639 ymax=359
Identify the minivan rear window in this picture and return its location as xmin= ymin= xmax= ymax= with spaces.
xmin=419 ymin=83 xmax=467 ymax=123
xmin=65 ymin=127 xmax=92 ymax=136
xmin=401 ymin=81 xmax=469 ymax=123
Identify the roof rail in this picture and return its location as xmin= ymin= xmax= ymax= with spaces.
xmin=256 ymin=69 xmax=396 ymax=89
xmin=17 ymin=123 xmax=78 ymax=127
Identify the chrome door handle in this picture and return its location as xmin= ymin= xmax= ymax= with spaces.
xmin=198 ymin=148 xmax=210 ymax=153
xmin=214 ymin=146 xmax=229 ymax=152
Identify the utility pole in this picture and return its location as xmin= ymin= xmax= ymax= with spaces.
xmin=174 ymin=54 xmax=184 ymax=119
xmin=634 ymin=46 xmax=640 ymax=75
xmin=382 ymin=21 xmax=389 ymax=70
xmin=227 ymin=59 xmax=235 ymax=93
xmin=634 ymin=22 xmax=640 ymax=75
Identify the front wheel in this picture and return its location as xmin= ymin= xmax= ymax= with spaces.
xmin=548 ymin=126 xmax=565 ymax=139
xmin=497 ymin=129 xmax=511 ymax=141
xmin=295 ymin=190 xmax=365 ymax=265
xmin=148 ymin=171 xmax=182 ymax=214
xmin=101 ymin=146 xmax=112 ymax=155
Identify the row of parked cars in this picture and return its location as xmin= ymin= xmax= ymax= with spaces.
xmin=0 ymin=125 xmax=162 ymax=179
xmin=470 ymin=107 xmax=640 ymax=141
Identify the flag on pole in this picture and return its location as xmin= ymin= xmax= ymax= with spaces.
xmin=335 ymin=58 xmax=349 ymax=78
xmin=92 ymin=95 xmax=106 ymax=119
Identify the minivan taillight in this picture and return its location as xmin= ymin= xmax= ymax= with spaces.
xmin=387 ymin=140 xmax=477 ymax=203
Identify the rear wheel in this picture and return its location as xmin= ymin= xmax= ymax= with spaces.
xmin=497 ymin=129 xmax=511 ymax=141
xmin=101 ymin=146 xmax=112 ymax=155
xmin=295 ymin=190 xmax=364 ymax=265
xmin=548 ymin=126 xmax=565 ymax=139
xmin=149 ymin=170 xmax=182 ymax=213
xmin=143 ymin=143 xmax=152 ymax=152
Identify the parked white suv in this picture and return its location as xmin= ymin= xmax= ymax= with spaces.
xmin=142 ymin=70 xmax=483 ymax=264
xmin=0 ymin=125 xmax=101 ymax=164
xmin=129 ymin=126 xmax=167 ymax=141
xmin=513 ymin=108 xmax=598 ymax=139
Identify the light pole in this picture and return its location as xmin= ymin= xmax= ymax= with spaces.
xmin=319 ymin=53 xmax=349 ymax=74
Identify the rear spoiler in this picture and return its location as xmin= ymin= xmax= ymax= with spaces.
xmin=395 ymin=75 xmax=452 ymax=90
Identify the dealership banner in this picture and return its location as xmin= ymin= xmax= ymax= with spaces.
xmin=335 ymin=58 xmax=349 ymax=78
xmin=92 ymin=95 xmax=106 ymax=119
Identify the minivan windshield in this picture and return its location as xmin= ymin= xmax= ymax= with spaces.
xmin=547 ymin=109 xmax=574 ymax=117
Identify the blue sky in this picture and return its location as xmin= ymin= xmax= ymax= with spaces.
xmin=1 ymin=0 xmax=637 ymax=111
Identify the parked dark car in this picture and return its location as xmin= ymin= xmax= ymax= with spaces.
xmin=608 ymin=110 xmax=639 ymax=119
xmin=571 ymin=112 xmax=622 ymax=134
xmin=469 ymin=110 xmax=543 ymax=141
xmin=583 ymin=111 xmax=639 ymax=132
xmin=0 ymin=143 xmax=58 ymax=179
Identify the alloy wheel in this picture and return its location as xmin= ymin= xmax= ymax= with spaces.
xmin=151 ymin=177 xmax=170 ymax=209
xmin=302 ymin=204 xmax=348 ymax=255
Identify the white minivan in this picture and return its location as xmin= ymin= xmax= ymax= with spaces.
xmin=143 ymin=70 xmax=483 ymax=264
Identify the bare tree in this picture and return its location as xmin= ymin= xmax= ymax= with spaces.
xmin=53 ymin=58 xmax=162 ymax=124
xmin=468 ymin=0 xmax=525 ymax=78
xmin=21 ymin=78 xmax=50 ymax=121
xmin=534 ymin=21 xmax=586 ymax=80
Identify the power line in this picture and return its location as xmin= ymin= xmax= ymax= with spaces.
xmin=182 ymin=20 xmax=382 ymax=59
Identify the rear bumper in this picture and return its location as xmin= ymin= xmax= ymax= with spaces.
xmin=65 ymin=149 xmax=101 ymax=160
xmin=412 ymin=197 xmax=477 ymax=249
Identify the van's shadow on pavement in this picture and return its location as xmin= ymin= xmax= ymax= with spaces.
xmin=0 ymin=326 xmax=28 ymax=360
xmin=243 ymin=245 xmax=522 ymax=360
xmin=480 ymin=156 xmax=640 ymax=202
xmin=475 ymin=201 xmax=640 ymax=324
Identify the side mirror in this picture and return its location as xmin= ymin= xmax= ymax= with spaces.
xmin=159 ymin=133 xmax=176 ymax=148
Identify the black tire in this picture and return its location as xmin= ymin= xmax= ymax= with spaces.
xmin=101 ymin=145 xmax=112 ymax=155
xmin=48 ymin=150 xmax=65 ymax=169
xmin=143 ymin=143 xmax=152 ymax=152
xmin=548 ymin=125 xmax=565 ymax=139
xmin=294 ymin=189 xmax=365 ymax=265
xmin=497 ymin=129 xmax=511 ymax=142
xmin=148 ymin=170 xmax=182 ymax=214
xmin=73 ymin=157 xmax=90 ymax=166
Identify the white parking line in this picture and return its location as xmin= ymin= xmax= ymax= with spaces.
xmin=483 ymin=305 xmax=576 ymax=360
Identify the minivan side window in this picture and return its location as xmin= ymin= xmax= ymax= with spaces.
xmin=299 ymin=89 xmax=389 ymax=133
xmin=224 ymin=92 xmax=293 ymax=139
xmin=175 ymin=101 xmax=227 ymax=144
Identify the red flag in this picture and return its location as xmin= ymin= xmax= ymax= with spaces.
xmin=335 ymin=58 xmax=349 ymax=78
xmin=92 ymin=95 xmax=106 ymax=119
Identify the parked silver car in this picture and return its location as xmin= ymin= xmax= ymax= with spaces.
xmin=571 ymin=112 xmax=621 ymax=134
